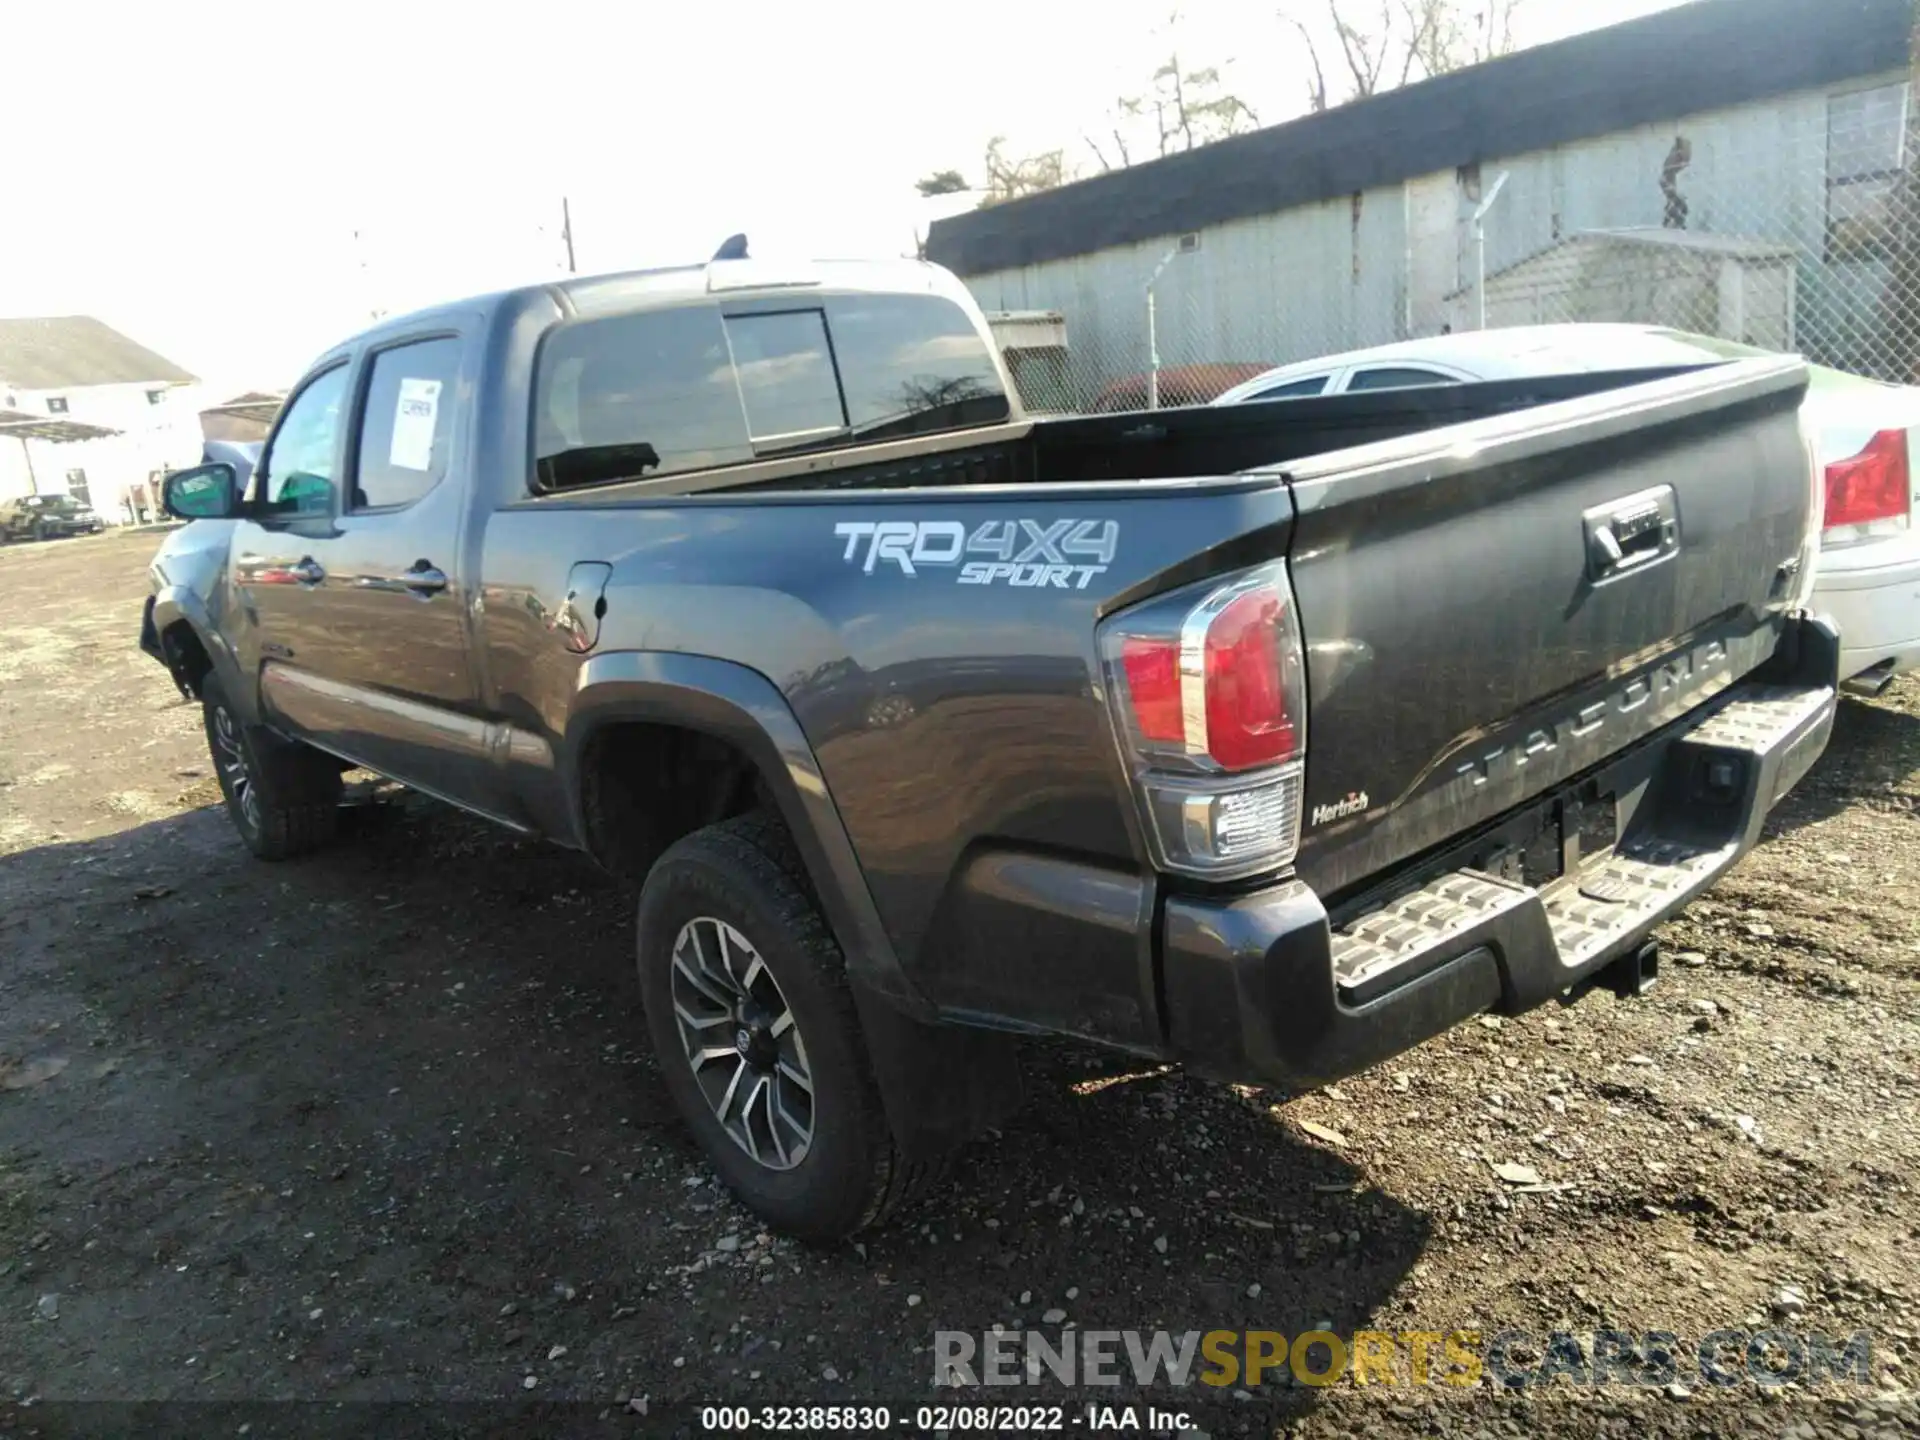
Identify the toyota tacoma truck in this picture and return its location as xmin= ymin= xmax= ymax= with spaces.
xmin=141 ymin=257 xmax=1838 ymax=1239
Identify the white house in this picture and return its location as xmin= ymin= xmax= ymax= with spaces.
xmin=0 ymin=316 xmax=203 ymax=521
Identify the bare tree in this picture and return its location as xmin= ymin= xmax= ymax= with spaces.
xmin=1283 ymin=0 xmax=1528 ymax=111
xmin=1084 ymin=54 xmax=1260 ymax=171
xmin=1153 ymin=57 xmax=1262 ymax=154
xmin=981 ymin=137 xmax=1071 ymax=205
xmin=1083 ymin=104 xmax=1138 ymax=174
xmin=965 ymin=41 xmax=1261 ymax=199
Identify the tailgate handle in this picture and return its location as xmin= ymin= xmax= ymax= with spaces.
xmin=1584 ymin=486 xmax=1678 ymax=582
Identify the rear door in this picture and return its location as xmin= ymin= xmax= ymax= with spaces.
xmin=240 ymin=332 xmax=499 ymax=815
xmin=1284 ymin=357 xmax=1815 ymax=898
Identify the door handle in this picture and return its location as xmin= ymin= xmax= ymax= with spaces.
xmin=403 ymin=564 xmax=449 ymax=595
xmin=353 ymin=560 xmax=448 ymax=597
xmin=238 ymin=554 xmax=325 ymax=586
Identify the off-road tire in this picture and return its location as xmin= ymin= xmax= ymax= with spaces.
xmin=636 ymin=813 xmax=945 ymax=1241
xmin=201 ymin=671 xmax=342 ymax=860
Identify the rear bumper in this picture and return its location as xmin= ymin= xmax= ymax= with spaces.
xmin=1159 ymin=614 xmax=1840 ymax=1090
xmin=1813 ymin=538 xmax=1920 ymax=681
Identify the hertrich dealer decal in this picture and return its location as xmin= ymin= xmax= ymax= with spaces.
xmin=835 ymin=519 xmax=1118 ymax=589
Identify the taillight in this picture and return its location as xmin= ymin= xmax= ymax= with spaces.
xmin=1823 ymin=429 xmax=1910 ymax=546
xmin=1099 ymin=563 xmax=1307 ymax=879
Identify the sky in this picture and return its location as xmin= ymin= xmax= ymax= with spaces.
xmin=0 ymin=0 xmax=1691 ymax=394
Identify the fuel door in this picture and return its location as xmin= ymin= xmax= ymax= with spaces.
xmin=550 ymin=562 xmax=612 ymax=654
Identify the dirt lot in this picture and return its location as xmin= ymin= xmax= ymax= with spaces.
xmin=1 ymin=528 xmax=1917 ymax=1438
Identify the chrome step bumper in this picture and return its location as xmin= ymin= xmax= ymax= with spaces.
xmin=1161 ymin=614 xmax=1841 ymax=1092
xmin=1329 ymin=683 xmax=1834 ymax=1008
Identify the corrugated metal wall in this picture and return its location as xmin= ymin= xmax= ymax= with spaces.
xmin=956 ymin=72 xmax=1906 ymax=406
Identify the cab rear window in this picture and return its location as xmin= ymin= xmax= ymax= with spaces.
xmin=533 ymin=294 xmax=1010 ymax=491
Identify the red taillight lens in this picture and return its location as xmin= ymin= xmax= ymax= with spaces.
xmin=1111 ymin=574 xmax=1304 ymax=771
xmin=1203 ymin=588 xmax=1298 ymax=769
xmin=1120 ymin=636 xmax=1183 ymax=744
xmin=1824 ymin=429 xmax=1909 ymax=535
xmin=1100 ymin=563 xmax=1308 ymax=879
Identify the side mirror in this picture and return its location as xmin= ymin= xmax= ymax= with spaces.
xmin=162 ymin=462 xmax=240 ymax=520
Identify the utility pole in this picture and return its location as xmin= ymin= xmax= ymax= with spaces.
xmin=1144 ymin=244 xmax=1184 ymax=410
xmin=561 ymin=196 xmax=577 ymax=275
xmin=1471 ymin=171 xmax=1511 ymax=332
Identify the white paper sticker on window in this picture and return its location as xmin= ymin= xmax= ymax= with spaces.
xmin=388 ymin=378 xmax=441 ymax=471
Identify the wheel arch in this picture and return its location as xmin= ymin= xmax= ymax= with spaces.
xmin=151 ymin=586 xmax=253 ymax=717
xmin=563 ymin=651 xmax=926 ymax=1019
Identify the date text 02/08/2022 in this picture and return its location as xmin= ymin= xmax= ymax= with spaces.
xmin=698 ymin=1402 xmax=1195 ymax=1431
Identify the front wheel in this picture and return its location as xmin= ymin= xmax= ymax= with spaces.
xmin=201 ymin=672 xmax=342 ymax=860
xmin=637 ymin=814 xmax=945 ymax=1241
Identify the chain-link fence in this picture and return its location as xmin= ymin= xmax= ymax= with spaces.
xmin=965 ymin=75 xmax=1920 ymax=414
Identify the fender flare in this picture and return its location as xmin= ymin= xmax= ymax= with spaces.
xmin=563 ymin=650 xmax=932 ymax=1020
xmin=564 ymin=652 xmax=1026 ymax=1159
xmin=149 ymin=586 xmax=255 ymax=722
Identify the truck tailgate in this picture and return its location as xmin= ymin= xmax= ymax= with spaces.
xmin=1285 ymin=356 xmax=1814 ymax=899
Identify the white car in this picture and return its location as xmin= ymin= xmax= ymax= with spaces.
xmin=1214 ymin=324 xmax=1920 ymax=690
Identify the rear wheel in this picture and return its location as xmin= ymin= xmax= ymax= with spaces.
xmin=201 ymin=672 xmax=342 ymax=860
xmin=637 ymin=814 xmax=944 ymax=1240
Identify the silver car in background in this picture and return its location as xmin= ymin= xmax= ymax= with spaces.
xmin=1214 ymin=325 xmax=1920 ymax=690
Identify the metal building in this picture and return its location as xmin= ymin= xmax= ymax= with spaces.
xmin=925 ymin=0 xmax=1914 ymax=409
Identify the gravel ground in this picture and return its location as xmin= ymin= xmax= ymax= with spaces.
xmin=0 ymin=529 xmax=1916 ymax=1439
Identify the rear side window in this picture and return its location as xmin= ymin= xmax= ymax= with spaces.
xmin=722 ymin=310 xmax=847 ymax=445
xmin=536 ymin=307 xmax=752 ymax=490
xmin=1246 ymin=375 xmax=1331 ymax=401
xmin=826 ymin=294 xmax=1010 ymax=441
xmin=352 ymin=337 xmax=462 ymax=511
xmin=533 ymin=291 xmax=1010 ymax=491
xmin=1345 ymin=366 xmax=1456 ymax=392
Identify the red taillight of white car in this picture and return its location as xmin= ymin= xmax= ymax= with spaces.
xmin=1099 ymin=562 xmax=1307 ymax=879
xmin=1823 ymin=429 xmax=1911 ymax=546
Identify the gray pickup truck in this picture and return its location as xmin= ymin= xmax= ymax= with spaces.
xmin=142 ymin=258 xmax=1838 ymax=1239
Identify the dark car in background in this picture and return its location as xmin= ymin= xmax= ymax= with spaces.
xmin=0 ymin=492 xmax=104 ymax=542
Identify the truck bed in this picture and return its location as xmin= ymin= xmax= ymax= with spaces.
xmin=713 ymin=365 xmax=1702 ymax=495
xmin=496 ymin=355 xmax=1817 ymax=1030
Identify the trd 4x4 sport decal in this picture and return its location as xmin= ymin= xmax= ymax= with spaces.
xmin=834 ymin=518 xmax=1118 ymax=589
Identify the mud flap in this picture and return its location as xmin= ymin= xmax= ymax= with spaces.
xmin=850 ymin=981 xmax=1025 ymax=1163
